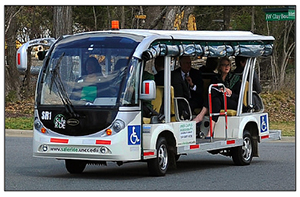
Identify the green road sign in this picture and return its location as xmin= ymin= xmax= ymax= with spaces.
xmin=265 ymin=9 xmax=295 ymax=21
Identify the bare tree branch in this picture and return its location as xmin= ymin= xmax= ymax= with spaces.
xmin=92 ymin=6 xmax=97 ymax=30
xmin=148 ymin=6 xmax=168 ymax=29
xmin=5 ymin=6 xmax=23 ymax=35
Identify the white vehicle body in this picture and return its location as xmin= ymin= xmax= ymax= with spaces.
xmin=33 ymin=28 xmax=276 ymax=176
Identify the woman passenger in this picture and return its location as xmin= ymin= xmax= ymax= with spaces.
xmin=193 ymin=57 xmax=241 ymax=137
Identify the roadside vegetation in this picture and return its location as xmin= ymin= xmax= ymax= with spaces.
xmin=5 ymin=90 xmax=295 ymax=136
xmin=261 ymin=90 xmax=295 ymax=136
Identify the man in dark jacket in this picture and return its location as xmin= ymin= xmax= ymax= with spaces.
xmin=234 ymin=56 xmax=262 ymax=94
xmin=171 ymin=56 xmax=204 ymax=113
xmin=154 ymin=56 xmax=165 ymax=86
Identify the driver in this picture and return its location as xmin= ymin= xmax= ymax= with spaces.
xmin=84 ymin=57 xmax=102 ymax=82
xmin=78 ymin=57 xmax=102 ymax=102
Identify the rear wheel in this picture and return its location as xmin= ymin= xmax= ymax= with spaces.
xmin=232 ymin=130 xmax=253 ymax=165
xmin=65 ymin=159 xmax=86 ymax=174
xmin=147 ymin=137 xmax=169 ymax=176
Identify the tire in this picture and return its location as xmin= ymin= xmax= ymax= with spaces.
xmin=175 ymin=154 xmax=180 ymax=161
xmin=232 ymin=130 xmax=253 ymax=166
xmin=147 ymin=137 xmax=169 ymax=176
xmin=65 ymin=159 xmax=86 ymax=174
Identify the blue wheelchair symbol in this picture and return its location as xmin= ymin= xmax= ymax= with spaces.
xmin=260 ymin=115 xmax=268 ymax=133
xmin=128 ymin=125 xmax=141 ymax=145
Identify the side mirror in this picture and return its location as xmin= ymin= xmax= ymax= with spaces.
xmin=140 ymin=80 xmax=156 ymax=100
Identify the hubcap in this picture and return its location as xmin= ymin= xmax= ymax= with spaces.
xmin=242 ymin=136 xmax=252 ymax=161
xmin=158 ymin=144 xmax=168 ymax=171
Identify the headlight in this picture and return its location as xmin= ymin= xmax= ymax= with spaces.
xmin=103 ymin=119 xmax=125 ymax=137
xmin=112 ymin=119 xmax=125 ymax=133
xmin=34 ymin=109 xmax=48 ymax=134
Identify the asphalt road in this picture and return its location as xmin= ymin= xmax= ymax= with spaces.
xmin=4 ymin=136 xmax=295 ymax=191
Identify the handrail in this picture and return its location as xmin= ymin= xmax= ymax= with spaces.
xmin=208 ymin=83 xmax=228 ymax=142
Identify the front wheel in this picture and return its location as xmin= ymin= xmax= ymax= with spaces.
xmin=65 ymin=159 xmax=86 ymax=174
xmin=231 ymin=130 xmax=253 ymax=165
xmin=147 ymin=137 xmax=169 ymax=176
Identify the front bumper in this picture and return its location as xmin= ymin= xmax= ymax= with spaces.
xmin=33 ymin=129 xmax=141 ymax=162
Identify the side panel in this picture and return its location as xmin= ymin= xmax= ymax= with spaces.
xmin=142 ymin=113 xmax=269 ymax=157
xmin=200 ymin=116 xmax=244 ymax=139
xmin=172 ymin=122 xmax=196 ymax=146
xmin=201 ymin=113 xmax=269 ymax=139
xmin=142 ymin=123 xmax=175 ymax=151
xmin=142 ymin=122 xmax=196 ymax=158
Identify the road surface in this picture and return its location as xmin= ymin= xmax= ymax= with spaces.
xmin=4 ymin=135 xmax=295 ymax=191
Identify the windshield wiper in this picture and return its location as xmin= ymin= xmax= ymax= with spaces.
xmin=49 ymin=52 xmax=78 ymax=117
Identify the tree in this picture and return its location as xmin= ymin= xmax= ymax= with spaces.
xmin=19 ymin=7 xmax=52 ymax=97
xmin=5 ymin=5 xmax=295 ymax=95
xmin=194 ymin=6 xmax=224 ymax=30
xmin=163 ymin=6 xmax=180 ymax=30
xmin=120 ymin=6 xmax=125 ymax=29
xmin=143 ymin=6 xmax=164 ymax=29
xmin=269 ymin=20 xmax=295 ymax=90
xmin=223 ymin=6 xmax=231 ymax=30
xmin=5 ymin=6 xmax=22 ymax=100
xmin=131 ymin=6 xmax=145 ymax=29
xmin=251 ymin=6 xmax=255 ymax=32
xmin=53 ymin=6 xmax=73 ymax=38
xmin=133 ymin=6 xmax=193 ymax=30
xmin=15 ymin=6 xmax=53 ymax=44
xmin=180 ymin=6 xmax=195 ymax=30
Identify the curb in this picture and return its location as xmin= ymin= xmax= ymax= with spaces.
xmin=5 ymin=129 xmax=33 ymax=137
xmin=271 ymin=136 xmax=295 ymax=142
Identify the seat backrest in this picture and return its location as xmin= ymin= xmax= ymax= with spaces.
xmin=220 ymin=81 xmax=249 ymax=116
xmin=151 ymin=86 xmax=163 ymax=113
xmin=243 ymin=81 xmax=249 ymax=107
xmin=151 ymin=86 xmax=175 ymax=117
xmin=115 ymin=59 xmax=129 ymax=71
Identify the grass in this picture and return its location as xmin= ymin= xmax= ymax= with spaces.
xmin=260 ymin=90 xmax=295 ymax=137
xmin=270 ymin=121 xmax=295 ymax=137
xmin=5 ymin=117 xmax=34 ymax=130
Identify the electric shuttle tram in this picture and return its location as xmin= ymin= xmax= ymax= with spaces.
xmin=33 ymin=24 xmax=276 ymax=176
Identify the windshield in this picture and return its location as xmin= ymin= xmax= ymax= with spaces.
xmin=39 ymin=33 xmax=141 ymax=107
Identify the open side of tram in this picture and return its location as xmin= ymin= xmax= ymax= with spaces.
xmin=33 ymin=27 xmax=275 ymax=176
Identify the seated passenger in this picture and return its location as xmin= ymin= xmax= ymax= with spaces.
xmin=171 ymin=56 xmax=204 ymax=113
xmin=234 ymin=56 xmax=262 ymax=94
xmin=114 ymin=58 xmax=129 ymax=73
xmin=154 ymin=56 xmax=165 ymax=86
xmin=193 ymin=57 xmax=241 ymax=137
xmin=200 ymin=57 xmax=218 ymax=79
